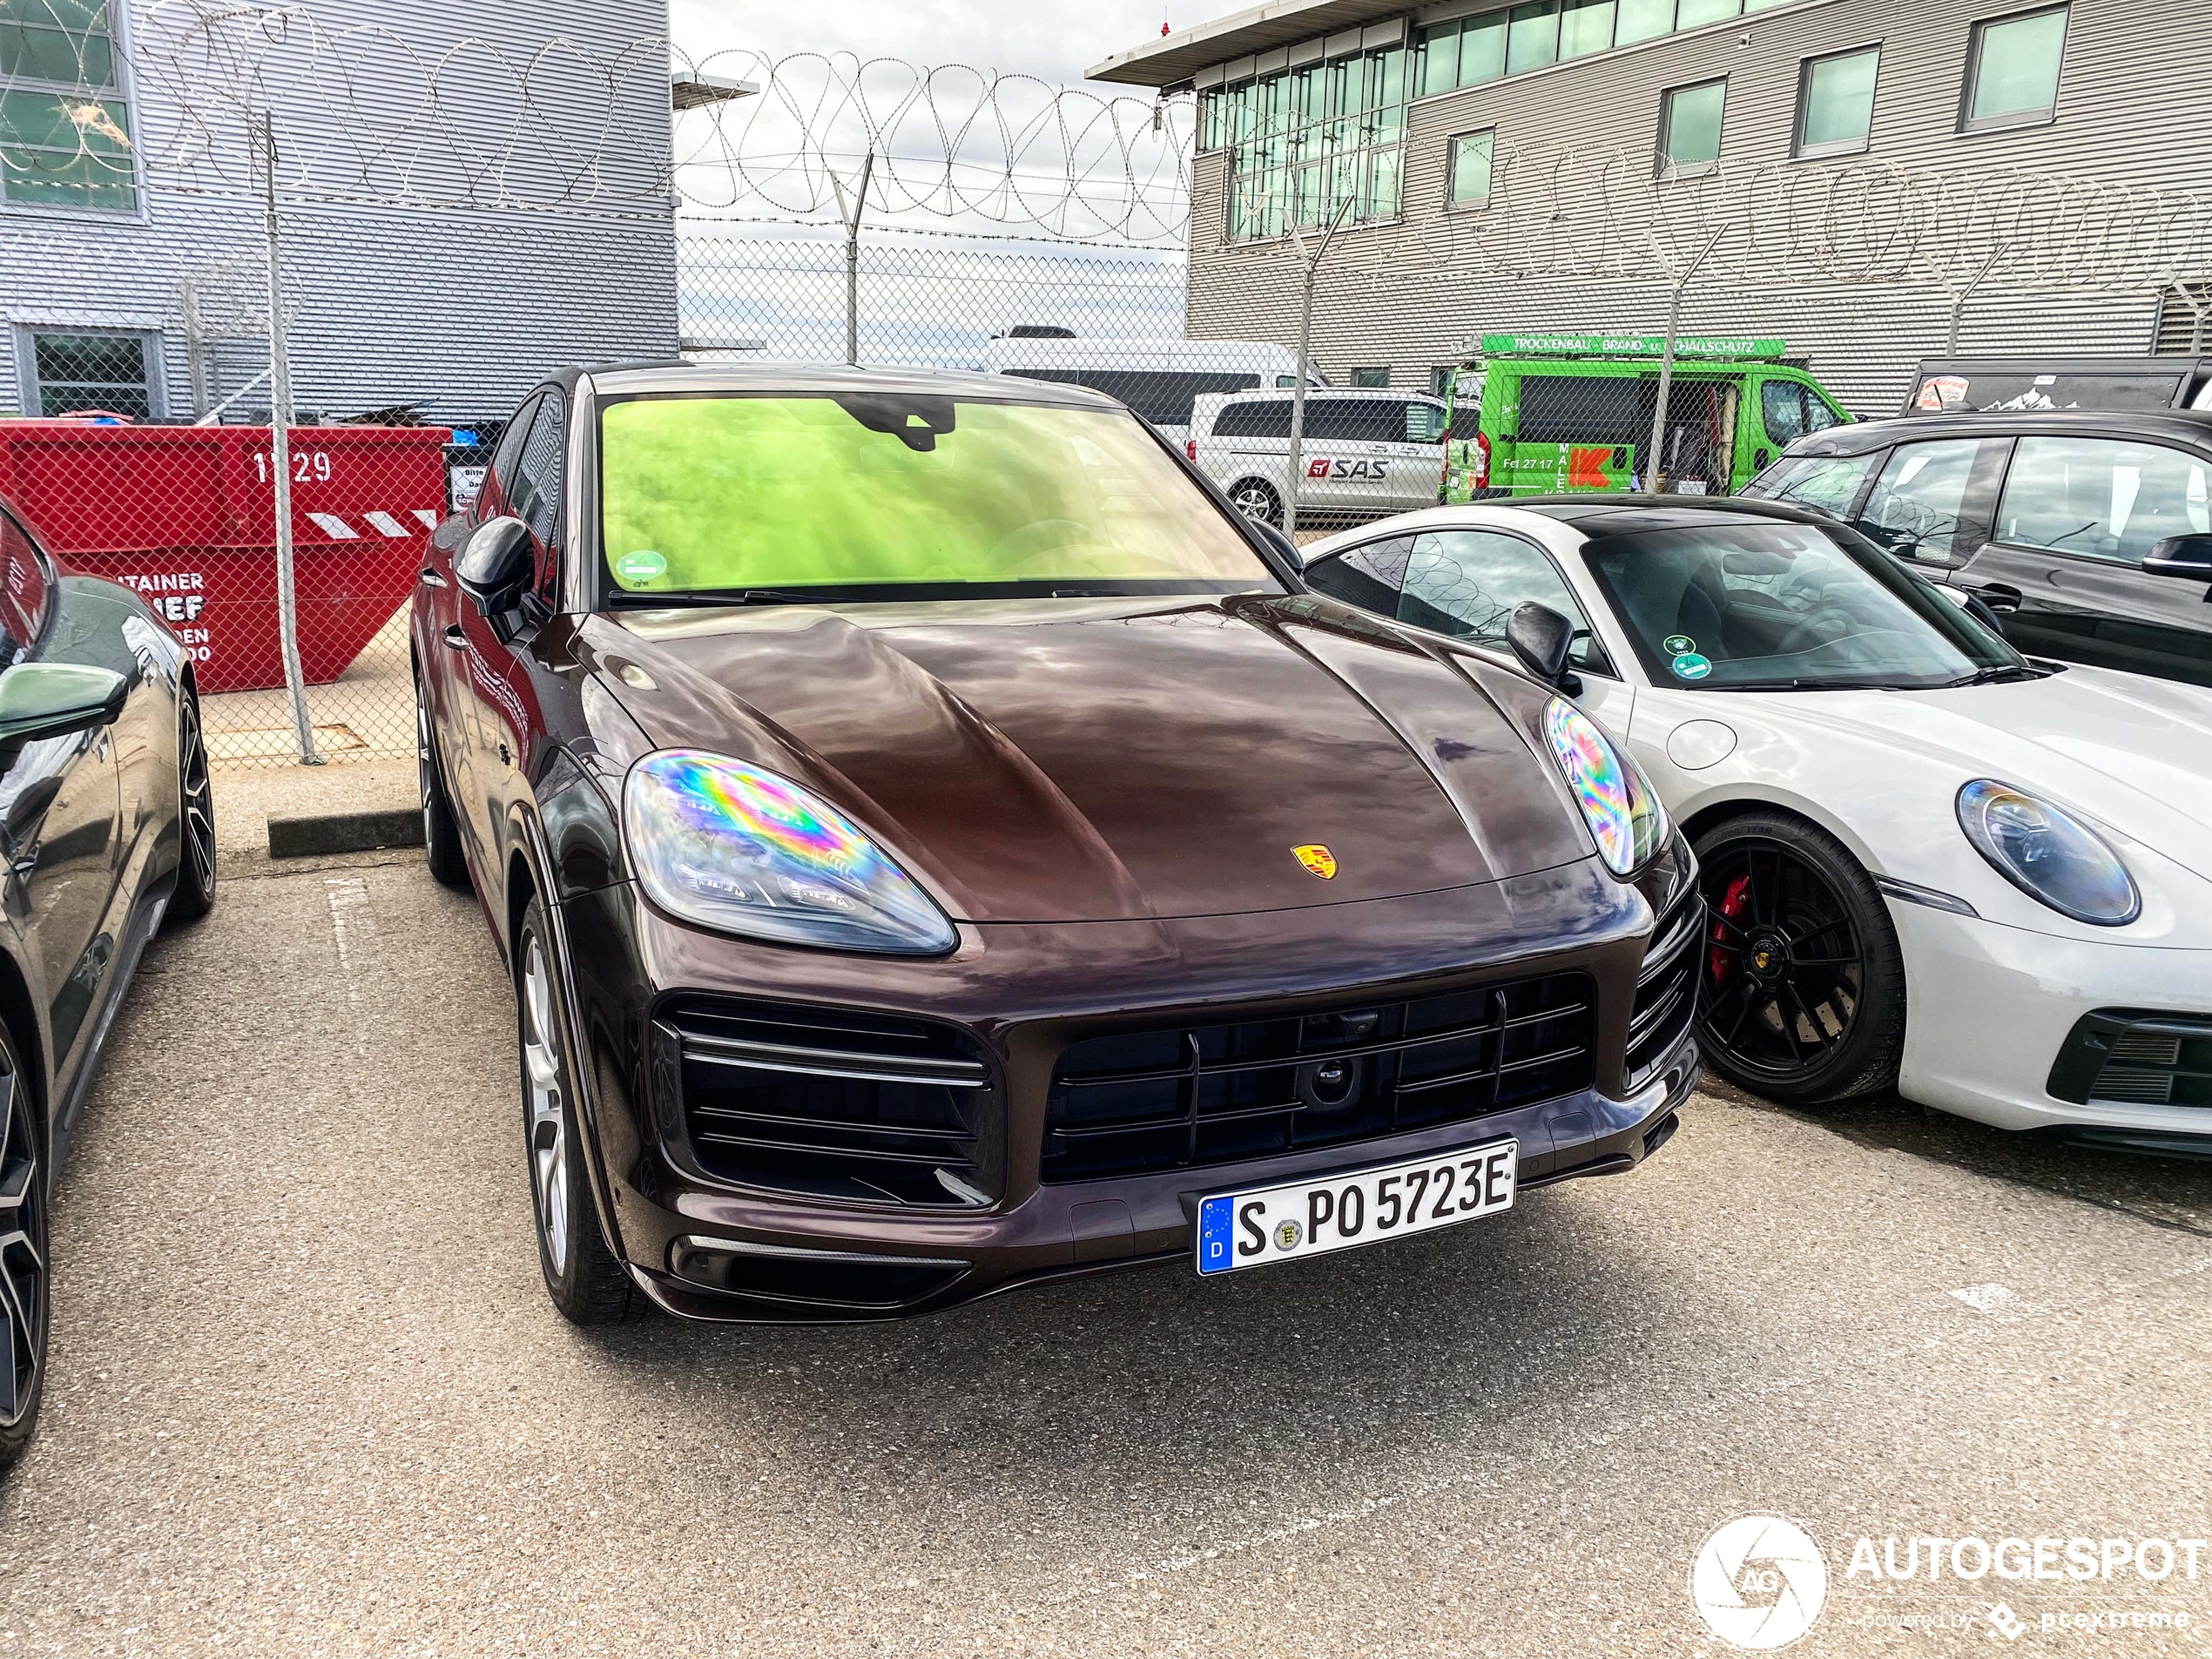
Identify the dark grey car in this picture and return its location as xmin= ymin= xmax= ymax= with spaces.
xmin=1742 ymin=409 xmax=2212 ymax=689
xmin=0 ymin=497 xmax=217 ymax=1472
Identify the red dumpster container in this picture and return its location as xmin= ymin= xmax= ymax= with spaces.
xmin=0 ymin=421 xmax=451 ymax=694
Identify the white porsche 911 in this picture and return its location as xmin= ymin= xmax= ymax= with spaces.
xmin=1300 ymin=497 xmax=2212 ymax=1155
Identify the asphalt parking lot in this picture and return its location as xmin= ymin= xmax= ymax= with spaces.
xmin=2 ymin=849 xmax=2209 ymax=1657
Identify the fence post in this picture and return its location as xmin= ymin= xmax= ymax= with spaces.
xmin=830 ymin=152 xmax=874 ymax=368
xmin=1644 ymin=226 xmax=1725 ymax=496
xmin=1946 ymin=246 xmax=2006 ymax=354
xmin=1284 ymin=195 xmax=1356 ymax=539
xmin=260 ymin=111 xmax=319 ymax=765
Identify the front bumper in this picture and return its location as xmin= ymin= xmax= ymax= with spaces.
xmin=554 ymin=855 xmax=1698 ymax=1324
xmin=1892 ymin=900 xmax=2212 ymax=1142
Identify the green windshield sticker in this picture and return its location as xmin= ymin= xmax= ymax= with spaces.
xmin=1663 ymin=634 xmax=1696 ymax=655
xmin=597 ymin=395 xmax=1269 ymax=594
xmin=1671 ymin=651 xmax=1714 ymax=681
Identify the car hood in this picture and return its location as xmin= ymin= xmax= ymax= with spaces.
xmin=1755 ymin=666 xmax=2212 ymax=869
xmin=583 ymin=594 xmax=1589 ymax=924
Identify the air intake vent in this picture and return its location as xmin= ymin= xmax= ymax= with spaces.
xmin=663 ymin=998 xmax=997 ymax=1206
xmin=1628 ymin=888 xmax=1701 ymax=1091
xmin=1042 ymin=972 xmax=1596 ymax=1183
xmin=2047 ymin=1010 xmax=2212 ymax=1110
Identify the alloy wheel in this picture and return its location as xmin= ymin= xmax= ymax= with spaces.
xmin=521 ymin=934 xmax=570 ymax=1277
xmin=1698 ymin=838 xmax=1866 ymax=1082
xmin=0 ymin=1068 xmax=44 ymax=1431
xmin=179 ymin=691 xmax=216 ymax=900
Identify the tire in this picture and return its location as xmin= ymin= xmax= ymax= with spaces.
xmin=415 ymin=675 xmax=469 ymax=891
xmin=165 ymin=680 xmax=217 ymax=926
xmin=1226 ymin=477 xmax=1283 ymax=528
xmin=1691 ymin=811 xmax=1905 ymax=1108
xmin=515 ymin=897 xmax=637 ymax=1325
xmin=0 ymin=1022 xmax=46 ymax=1473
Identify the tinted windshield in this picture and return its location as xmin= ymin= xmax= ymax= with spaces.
xmin=599 ymin=394 xmax=1278 ymax=599
xmin=1581 ymin=519 xmax=2021 ymax=691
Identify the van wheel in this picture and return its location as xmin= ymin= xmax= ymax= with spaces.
xmin=1227 ymin=479 xmax=1282 ymax=528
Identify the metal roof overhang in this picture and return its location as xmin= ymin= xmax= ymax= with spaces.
xmin=1087 ymin=0 xmax=1413 ymax=88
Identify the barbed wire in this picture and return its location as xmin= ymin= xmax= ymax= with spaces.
xmin=1221 ymin=139 xmax=2212 ymax=299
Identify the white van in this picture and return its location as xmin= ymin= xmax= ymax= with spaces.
xmin=982 ymin=335 xmax=1325 ymax=446
xmin=1187 ymin=388 xmax=1450 ymax=526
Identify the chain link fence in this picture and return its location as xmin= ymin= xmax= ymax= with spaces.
xmin=7 ymin=14 xmax=2209 ymax=766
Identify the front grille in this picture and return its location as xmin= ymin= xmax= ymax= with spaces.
xmin=1042 ymin=972 xmax=1596 ymax=1183
xmin=664 ymin=997 xmax=997 ymax=1206
xmin=2047 ymin=1010 xmax=2212 ymax=1110
xmin=1627 ymin=887 xmax=1701 ymax=1091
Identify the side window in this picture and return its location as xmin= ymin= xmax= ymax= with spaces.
xmin=1760 ymin=381 xmax=1808 ymax=445
xmin=1405 ymin=401 xmax=1448 ymax=444
xmin=1304 ymin=399 xmax=1404 ymax=443
xmin=508 ymin=394 xmax=568 ymax=592
xmin=480 ymin=395 xmax=542 ymax=523
xmin=1804 ymin=395 xmax=1845 ymax=434
xmin=1858 ymin=438 xmax=2006 ymax=565
xmin=1213 ymin=399 xmax=1293 ymax=439
xmin=1995 ymin=437 xmax=2212 ymax=563
xmin=1397 ymin=529 xmax=1606 ymax=671
xmin=0 ymin=511 xmax=53 ymax=663
xmin=1305 ymin=535 xmax=1413 ymax=615
xmin=1515 ymin=375 xmax=1646 ymax=447
xmin=1740 ymin=451 xmax=1877 ymax=516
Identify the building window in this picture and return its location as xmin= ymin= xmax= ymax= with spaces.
xmin=24 ymin=327 xmax=158 ymax=417
xmin=1505 ymin=2 xmax=1560 ymax=73
xmin=0 ymin=0 xmax=137 ymax=211
xmin=1795 ymin=46 xmax=1879 ymax=158
xmin=1351 ymin=367 xmax=1393 ymax=388
xmin=1216 ymin=38 xmax=1407 ymax=241
xmin=1657 ymin=78 xmax=1726 ymax=174
xmin=1447 ymin=129 xmax=1494 ymax=208
xmin=1961 ymin=3 xmax=2067 ymax=132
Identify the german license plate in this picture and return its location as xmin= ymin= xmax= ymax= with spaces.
xmin=1193 ymin=1140 xmax=1517 ymax=1276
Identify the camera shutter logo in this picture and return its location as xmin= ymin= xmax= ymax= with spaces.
xmin=1689 ymin=1514 xmax=1829 ymax=1650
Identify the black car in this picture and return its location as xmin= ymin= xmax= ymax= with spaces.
xmin=0 ymin=498 xmax=217 ymax=1472
xmin=1741 ymin=409 xmax=2212 ymax=688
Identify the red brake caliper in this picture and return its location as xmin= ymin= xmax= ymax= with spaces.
xmin=1709 ymin=872 xmax=1753 ymax=989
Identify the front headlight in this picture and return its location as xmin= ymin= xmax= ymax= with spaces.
xmin=622 ymin=750 xmax=956 ymax=954
xmin=1956 ymin=779 xmax=2140 ymax=927
xmin=1541 ymin=698 xmax=1667 ymax=876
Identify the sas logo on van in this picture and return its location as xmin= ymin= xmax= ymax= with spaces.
xmin=1293 ymin=844 xmax=1338 ymax=879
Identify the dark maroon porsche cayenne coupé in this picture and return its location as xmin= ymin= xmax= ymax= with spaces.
xmin=412 ymin=362 xmax=1700 ymax=1324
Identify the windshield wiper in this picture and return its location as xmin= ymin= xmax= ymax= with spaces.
xmin=1941 ymin=663 xmax=2037 ymax=688
xmin=1710 ymin=678 xmax=1900 ymax=692
xmin=608 ymin=587 xmax=829 ymax=609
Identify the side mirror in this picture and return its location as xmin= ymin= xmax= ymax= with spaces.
xmin=2143 ymin=533 xmax=2212 ymax=582
xmin=1254 ymin=520 xmax=1303 ymax=570
xmin=0 ymin=661 xmax=128 ymax=747
xmin=1506 ymin=601 xmax=1578 ymax=691
xmin=456 ymin=516 xmax=536 ymax=631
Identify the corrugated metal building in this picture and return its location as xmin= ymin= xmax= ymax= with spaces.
xmin=1090 ymin=0 xmax=2212 ymax=413
xmin=1 ymin=0 xmax=688 ymax=428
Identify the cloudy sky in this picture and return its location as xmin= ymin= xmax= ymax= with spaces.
xmin=671 ymin=0 xmax=1238 ymax=87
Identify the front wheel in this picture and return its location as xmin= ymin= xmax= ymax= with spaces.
xmin=515 ymin=898 xmax=637 ymax=1325
xmin=1692 ymin=812 xmax=1905 ymax=1107
xmin=0 ymin=1022 xmax=46 ymax=1472
xmin=165 ymin=680 xmax=216 ymax=925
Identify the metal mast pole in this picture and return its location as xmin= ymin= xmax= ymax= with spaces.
xmin=1284 ymin=194 xmax=1354 ymax=540
xmin=831 ymin=152 xmax=874 ymax=368
xmin=1643 ymin=226 xmax=1725 ymax=496
xmin=261 ymin=112 xmax=318 ymax=765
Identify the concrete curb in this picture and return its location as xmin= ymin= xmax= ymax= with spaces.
xmin=267 ymin=808 xmax=427 ymax=859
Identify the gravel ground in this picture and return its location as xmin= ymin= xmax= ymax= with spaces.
xmin=1 ymin=853 xmax=2207 ymax=1657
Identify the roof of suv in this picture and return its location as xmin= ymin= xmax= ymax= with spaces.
xmin=1784 ymin=408 xmax=2212 ymax=457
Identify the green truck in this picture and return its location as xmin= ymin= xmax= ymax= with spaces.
xmin=1440 ymin=334 xmax=1852 ymax=501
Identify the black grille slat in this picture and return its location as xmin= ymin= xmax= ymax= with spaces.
xmin=668 ymin=998 xmax=996 ymax=1207
xmin=1627 ymin=890 xmax=1701 ymax=1091
xmin=1042 ymin=972 xmax=1596 ymax=1183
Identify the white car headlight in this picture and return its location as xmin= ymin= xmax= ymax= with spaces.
xmin=1956 ymin=779 xmax=2140 ymax=927
xmin=622 ymin=751 xmax=956 ymax=954
xmin=1541 ymin=698 xmax=1667 ymax=877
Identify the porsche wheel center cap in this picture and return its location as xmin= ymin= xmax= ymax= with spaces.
xmin=1746 ymin=931 xmax=1791 ymax=984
